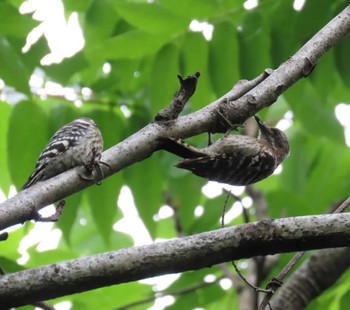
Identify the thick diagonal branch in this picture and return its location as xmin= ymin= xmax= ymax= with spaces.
xmin=1 ymin=213 xmax=350 ymax=308
xmin=0 ymin=6 xmax=350 ymax=230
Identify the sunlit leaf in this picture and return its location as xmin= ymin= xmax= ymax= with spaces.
xmin=0 ymin=37 xmax=31 ymax=96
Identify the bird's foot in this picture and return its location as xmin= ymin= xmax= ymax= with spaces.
xmin=217 ymin=109 xmax=244 ymax=137
xmin=80 ymin=148 xmax=110 ymax=185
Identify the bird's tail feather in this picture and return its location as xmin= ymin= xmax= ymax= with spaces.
xmin=158 ymin=137 xmax=205 ymax=159
xmin=20 ymin=164 xmax=46 ymax=190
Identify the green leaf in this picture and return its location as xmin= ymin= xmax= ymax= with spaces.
xmin=166 ymin=173 xmax=204 ymax=234
xmin=267 ymin=189 xmax=310 ymax=218
xmin=168 ymin=293 xmax=199 ymax=310
xmin=8 ymin=101 xmax=48 ymax=189
xmin=85 ymin=110 xmax=124 ymax=243
xmin=340 ymin=290 xmax=350 ymax=310
xmin=209 ymin=20 xmax=240 ymax=97
xmin=63 ymin=0 xmax=93 ymax=13
xmin=42 ymin=52 xmax=89 ymax=85
xmin=188 ymin=195 xmax=224 ymax=233
xmin=295 ymin=0 xmax=333 ymax=44
xmin=0 ymin=36 xmax=31 ymax=96
xmin=113 ymin=2 xmax=189 ymax=34
xmin=268 ymin=1 xmax=298 ymax=67
xmin=84 ymin=0 xmax=119 ymax=45
xmin=285 ymin=81 xmax=345 ymax=143
xmin=21 ymin=36 xmax=50 ymax=73
xmin=197 ymin=283 xmax=225 ymax=306
xmin=279 ymin=131 xmax=310 ymax=195
xmin=155 ymin=217 xmax=177 ymax=239
xmin=48 ymin=103 xmax=79 ymax=132
xmin=70 ymin=282 xmax=152 ymax=309
xmin=56 ymin=192 xmax=82 ymax=246
xmin=238 ymin=11 xmax=271 ymax=79
xmin=0 ymin=224 xmax=31 ymax=261
xmin=86 ymin=30 xmax=171 ymax=60
xmin=305 ymin=141 xmax=350 ymax=210
xmin=310 ymin=51 xmax=337 ymax=98
xmin=334 ymin=34 xmax=350 ymax=90
xmin=26 ymin=246 xmax=77 ymax=267
xmin=124 ymin=154 xmax=164 ymax=239
xmin=102 ymin=58 xmax=141 ymax=93
xmin=180 ymin=32 xmax=215 ymax=108
xmin=0 ymin=102 xmax=11 ymax=193
xmin=85 ymin=174 xmax=121 ymax=244
xmin=0 ymin=257 xmax=25 ymax=273
xmin=0 ymin=2 xmax=37 ymax=37
xmin=149 ymin=44 xmax=179 ymax=117
xmin=160 ymin=0 xmax=222 ymax=19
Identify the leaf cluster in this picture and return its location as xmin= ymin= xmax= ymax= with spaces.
xmin=1 ymin=0 xmax=350 ymax=309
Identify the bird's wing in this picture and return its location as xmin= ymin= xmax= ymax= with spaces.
xmin=21 ymin=162 xmax=48 ymax=190
xmin=176 ymin=145 xmax=277 ymax=186
xmin=205 ymin=135 xmax=262 ymax=157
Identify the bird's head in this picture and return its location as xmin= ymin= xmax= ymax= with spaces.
xmin=254 ymin=115 xmax=290 ymax=164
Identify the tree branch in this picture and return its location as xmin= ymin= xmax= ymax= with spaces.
xmin=155 ymin=72 xmax=200 ymax=121
xmin=0 ymin=6 xmax=349 ymax=232
xmin=1 ymin=213 xmax=350 ymax=308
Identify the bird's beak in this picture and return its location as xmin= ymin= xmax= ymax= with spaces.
xmin=254 ymin=115 xmax=271 ymax=135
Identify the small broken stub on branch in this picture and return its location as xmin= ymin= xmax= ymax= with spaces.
xmin=155 ymin=72 xmax=200 ymax=121
xmin=33 ymin=200 xmax=65 ymax=222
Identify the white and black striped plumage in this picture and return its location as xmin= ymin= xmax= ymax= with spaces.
xmin=21 ymin=117 xmax=103 ymax=190
xmin=161 ymin=116 xmax=290 ymax=186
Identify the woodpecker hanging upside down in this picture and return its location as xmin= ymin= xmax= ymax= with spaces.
xmin=21 ymin=117 xmax=104 ymax=190
xmin=160 ymin=116 xmax=290 ymax=186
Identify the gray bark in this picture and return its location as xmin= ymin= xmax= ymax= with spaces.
xmin=1 ymin=214 xmax=350 ymax=308
xmin=0 ymin=6 xmax=349 ymax=231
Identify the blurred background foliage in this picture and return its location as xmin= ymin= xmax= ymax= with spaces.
xmin=0 ymin=0 xmax=350 ymax=309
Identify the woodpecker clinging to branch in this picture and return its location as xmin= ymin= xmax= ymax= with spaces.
xmin=21 ymin=117 xmax=103 ymax=190
xmin=160 ymin=116 xmax=290 ymax=186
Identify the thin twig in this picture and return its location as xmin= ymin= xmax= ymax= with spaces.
xmin=223 ymin=189 xmax=250 ymax=223
xmin=164 ymin=192 xmax=184 ymax=237
xmin=221 ymin=191 xmax=231 ymax=227
xmin=231 ymin=261 xmax=272 ymax=294
xmin=333 ymin=196 xmax=350 ymax=213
